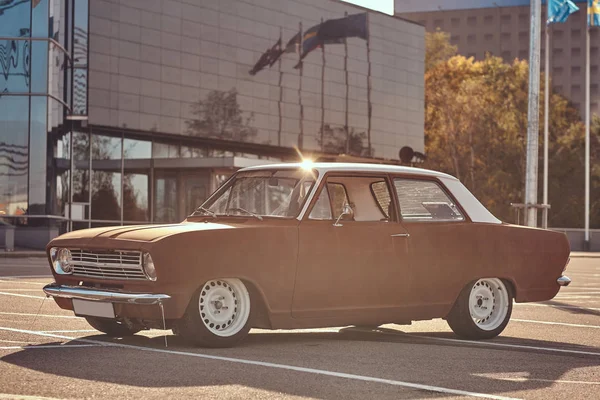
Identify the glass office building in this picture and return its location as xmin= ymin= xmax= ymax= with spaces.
xmin=0 ymin=0 xmax=424 ymax=249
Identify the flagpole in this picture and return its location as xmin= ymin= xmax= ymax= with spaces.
xmin=278 ymin=27 xmax=283 ymax=147
xmin=585 ymin=21 xmax=591 ymax=250
xmin=344 ymin=11 xmax=350 ymax=154
xmin=298 ymin=21 xmax=304 ymax=150
xmin=321 ymin=17 xmax=326 ymax=153
xmin=524 ymin=0 xmax=542 ymax=227
xmin=543 ymin=16 xmax=550 ymax=229
xmin=366 ymin=12 xmax=372 ymax=156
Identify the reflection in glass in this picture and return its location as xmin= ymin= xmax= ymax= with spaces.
xmin=123 ymin=173 xmax=149 ymax=221
xmin=91 ymin=171 xmax=121 ymax=220
xmin=152 ymin=142 xmax=180 ymax=158
xmin=124 ymin=139 xmax=151 ymax=159
xmin=0 ymin=96 xmax=29 ymax=215
xmin=54 ymin=170 xmax=69 ymax=216
xmin=28 ymin=96 xmax=47 ymax=214
xmin=0 ymin=0 xmax=31 ymax=93
xmin=181 ymin=146 xmax=207 ymax=158
xmin=72 ymin=169 xmax=89 ymax=203
xmin=154 ymin=175 xmax=177 ymax=223
xmin=72 ymin=68 xmax=88 ymax=116
xmin=72 ymin=132 xmax=89 ymax=161
xmin=92 ymin=134 xmax=122 ymax=160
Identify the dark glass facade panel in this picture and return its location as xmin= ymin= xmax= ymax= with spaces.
xmin=154 ymin=175 xmax=177 ymax=223
xmin=92 ymin=134 xmax=122 ymax=160
xmin=0 ymin=96 xmax=29 ymax=215
xmin=152 ymin=142 xmax=180 ymax=158
xmin=124 ymin=138 xmax=151 ymax=159
xmin=181 ymin=146 xmax=207 ymax=158
xmin=72 ymin=169 xmax=89 ymax=203
xmin=0 ymin=0 xmax=31 ymax=93
xmin=72 ymin=68 xmax=88 ymax=115
xmin=28 ymin=96 xmax=48 ymax=214
xmin=73 ymin=131 xmax=89 ymax=161
xmin=123 ymin=173 xmax=149 ymax=221
xmin=91 ymin=171 xmax=121 ymax=220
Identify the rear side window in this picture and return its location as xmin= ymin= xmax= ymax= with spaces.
xmin=371 ymin=181 xmax=391 ymax=219
xmin=393 ymin=179 xmax=464 ymax=222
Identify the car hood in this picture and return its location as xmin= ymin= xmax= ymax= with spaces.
xmin=54 ymin=222 xmax=237 ymax=242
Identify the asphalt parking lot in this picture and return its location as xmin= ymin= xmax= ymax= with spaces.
xmin=0 ymin=256 xmax=598 ymax=399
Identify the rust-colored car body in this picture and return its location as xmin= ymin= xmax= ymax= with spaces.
xmin=45 ymin=163 xmax=571 ymax=330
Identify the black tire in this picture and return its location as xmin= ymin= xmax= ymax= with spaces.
xmin=85 ymin=317 xmax=141 ymax=337
xmin=177 ymin=279 xmax=252 ymax=348
xmin=446 ymin=278 xmax=513 ymax=340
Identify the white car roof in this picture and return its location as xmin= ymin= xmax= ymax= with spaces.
xmin=239 ymin=162 xmax=459 ymax=181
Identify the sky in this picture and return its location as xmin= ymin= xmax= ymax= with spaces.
xmin=394 ymin=0 xmax=587 ymax=13
xmin=341 ymin=0 xmax=394 ymax=15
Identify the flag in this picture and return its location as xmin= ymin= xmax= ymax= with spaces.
xmin=318 ymin=13 xmax=368 ymax=41
xmin=547 ymin=0 xmax=579 ymax=24
xmin=589 ymin=0 xmax=600 ymax=26
xmin=294 ymin=13 xmax=368 ymax=68
xmin=249 ymin=38 xmax=282 ymax=75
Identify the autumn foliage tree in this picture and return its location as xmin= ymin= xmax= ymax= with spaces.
xmin=423 ymin=30 xmax=599 ymax=228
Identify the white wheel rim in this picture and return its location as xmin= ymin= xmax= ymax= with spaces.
xmin=468 ymin=278 xmax=509 ymax=331
xmin=198 ymin=278 xmax=250 ymax=337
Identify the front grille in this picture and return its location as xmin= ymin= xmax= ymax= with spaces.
xmin=70 ymin=249 xmax=146 ymax=281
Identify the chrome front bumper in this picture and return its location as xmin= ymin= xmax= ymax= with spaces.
xmin=557 ymin=275 xmax=572 ymax=287
xmin=43 ymin=283 xmax=171 ymax=305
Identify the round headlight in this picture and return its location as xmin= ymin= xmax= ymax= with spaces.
xmin=142 ymin=253 xmax=157 ymax=281
xmin=51 ymin=247 xmax=73 ymax=274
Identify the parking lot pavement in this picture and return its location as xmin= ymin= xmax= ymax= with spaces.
xmin=0 ymin=257 xmax=598 ymax=399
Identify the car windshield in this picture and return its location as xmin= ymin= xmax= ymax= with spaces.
xmin=192 ymin=168 xmax=317 ymax=218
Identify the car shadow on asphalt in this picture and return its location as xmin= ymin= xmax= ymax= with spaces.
xmin=539 ymin=300 xmax=600 ymax=317
xmin=1 ymin=327 xmax=599 ymax=398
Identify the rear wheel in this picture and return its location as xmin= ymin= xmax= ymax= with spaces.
xmin=85 ymin=317 xmax=141 ymax=337
xmin=177 ymin=278 xmax=252 ymax=348
xmin=446 ymin=278 xmax=512 ymax=340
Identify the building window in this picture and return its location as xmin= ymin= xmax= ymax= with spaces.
xmin=572 ymin=48 xmax=582 ymax=58
xmin=467 ymin=16 xmax=476 ymax=26
xmin=484 ymin=33 xmax=493 ymax=42
xmin=467 ymin=34 xmax=476 ymax=45
xmin=519 ymin=14 xmax=528 ymax=24
xmin=571 ymin=84 xmax=581 ymax=93
xmin=501 ymin=15 xmax=511 ymax=24
xmin=553 ymin=67 xmax=564 ymax=76
xmin=450 ymin=35 xmax=459 ymax=45
xmin=572 ymin=66 xmax=582 ymax=76
xmin=451 ymin=17 xmax=460 ymax=27
xmin=484 ymin=15 xmax=493 ymax=24
xmin=501 ymin=51 xmax=512 ymax=60
xmin=434 ymin=19 xmax=443 ymax=29
xmin=518 ymin=50 xmax=528 ymax=60
xmin=572 ymin=29 xmax=581 ymax=39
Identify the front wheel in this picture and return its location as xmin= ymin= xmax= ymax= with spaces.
xmin=446 ymin=278 xmax=513 ymax=340
xmin=177 ymin=278 xmax=252 ymax=348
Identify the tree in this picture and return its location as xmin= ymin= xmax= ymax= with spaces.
xmin=423 ymin=31 xmax=593 ymax=227
xmin=425 ymin=28 xmax=458 ymax=72
xmin=185 ymin=88 xmax=258 ymax=142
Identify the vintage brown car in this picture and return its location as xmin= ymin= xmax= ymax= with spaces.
xmin=43 ymin=162 xmax=572 ymax=347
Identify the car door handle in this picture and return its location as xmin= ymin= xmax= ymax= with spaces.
xmin=391 ymin=233 xmax=410 ymax=238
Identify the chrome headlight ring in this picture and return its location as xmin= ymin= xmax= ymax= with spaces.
xmin=50 ymin=247 xmax=73 ymax=275
xmin=142 ymin=252 xmax=157 ymax=281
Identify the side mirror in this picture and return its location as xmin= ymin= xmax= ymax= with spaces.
xmin=333 ymin=204 xmax=353 ymax=227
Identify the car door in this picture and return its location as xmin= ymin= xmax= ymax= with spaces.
xmin=391 ymin=176 xmax=472 ymax=316
xmin=292 ymin=173 xmax=412 ymax=322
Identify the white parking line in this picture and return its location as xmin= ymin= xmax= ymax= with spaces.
xmin=0 ymin=326 xmax=521 ymax=400
xmin=40 ymin=330 xmax=96 ymax=333
xmin=0 ymin=275 xmax=50 ymax=279
xmin=0 ymin=312 xmax=78 ymax=319
xmin=0 ymin=280 xmax=46 ymax=285
xmin=0 ymin=344 xmax=99 ymax=350
xmin=417 ymin=335 xmax=600 ymax=357
xmin=0 ymin=289 xmax=43 ymax=292
xmin=0 ymin=292 xmax=45 ymax=300
xmin=512 ymin=319 xmax=600 ymax=329
xmin=514 ymin=303 xmax=600 ymax=312
xmin=0 ymin=393 xmax=63 ymax=400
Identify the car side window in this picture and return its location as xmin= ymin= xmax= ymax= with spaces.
xmin=308 ymin=186 xmax=333 ymax=220
xmin=370 ymin=181 xmax=391 ymax=220
xmin=393 ymin=178 xmax=464 ymax=222
xmin=327 ymin=183 xmax=349 ymax=219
